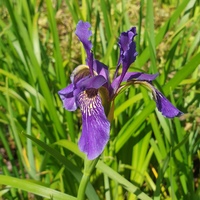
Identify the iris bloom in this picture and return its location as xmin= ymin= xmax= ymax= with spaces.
xmin=58 ymin=21 xmax=182 ymax=160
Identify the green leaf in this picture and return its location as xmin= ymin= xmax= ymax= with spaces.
xmin=0 ymin=175 xmax=77 ymax=200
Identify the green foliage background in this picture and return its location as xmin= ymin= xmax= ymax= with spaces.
xmin=0 ymin=0 xmax=199 ymax=199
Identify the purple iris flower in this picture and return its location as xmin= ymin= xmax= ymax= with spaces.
xmin=58 ymin=20 xmax=183 ymax=160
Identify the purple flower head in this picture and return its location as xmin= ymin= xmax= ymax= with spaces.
xmin=58 ymin=20 xmax=183 ymax=160
xmin=58 ymin=64 xmax=110 ymax=160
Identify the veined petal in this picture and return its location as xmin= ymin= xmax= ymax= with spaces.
xmin=75 ymin=21 xmax=94 ymax=74
xmin=152 ymin=89 xmax=183 ymax=118
xmin=58 ymin=83 xmax=77 ymax=111
xmin=77 ymin=91 xmax=110 ymax=160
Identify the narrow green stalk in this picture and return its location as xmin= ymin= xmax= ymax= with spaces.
xmin=77 ymin=157 xmax=99 ymax=200
xmin=77 ymin=173 xmax=90 ymax=200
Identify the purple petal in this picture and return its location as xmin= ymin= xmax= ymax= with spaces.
xmin=153 ymin=89 xmax=183 ymax=118
xmin=122 ymin=72 xmax=158 ymax=82
xmin=110 ymin=72 xmax=142 ymax=95
xmin=117 ymin=27 xmax=137 ymax=67
xmin=75 ymin=21 xmax=94 ymax=74
xmin=58 ymin=84 xmax=77 ymax=111
xmin=76 ymin=75 xmax=107 ymax=91
xmin=110 ymin=72 xmax=158 ymax=96
xmin=75 ymin=21 xmax=92 ymax=57
xmin=93 ymin=59 xmax=109 ymax=81
xmin=77 ymin=92 xmax=110 ymax=160
xmin=136 ymin=73 xmax=159 ymax=82
xmin=121 ymin=42 xmax=138 ymax=73
xmin=113 ymin=27 xmax=138 ymax=92
xmin=115 ymin=27 xmax=138 ymax=78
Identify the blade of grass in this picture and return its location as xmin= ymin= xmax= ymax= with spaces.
xmin=0 ymin=175 xmax=77 ymax=200
xmin=26 ymin=107 xmax=38 ymax=180
xmin=137 ymin=0 xmax=189 ymax=68
xmin=23 ymin=134 xmax=100 ymax=200
xmin=45 ymin=0 xmax=66 ymax=87
xmin=56 ymin=140 xmax=152 ymax=200
xmin=145 ymin=0 xmax=157 ymax=73
xmin=4 ymin=0 xmax=65 ymax=138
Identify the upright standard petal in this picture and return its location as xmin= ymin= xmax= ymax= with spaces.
xmin=75 ymin=21 xmax=94 ymax=74
xmin=77 ymin=91 xmax=110 ymax=160
xmin=113 ymin=27 xmax=138 ymax=93
xmin=93 ymin=59 xmax=109 ymax=82
xmin=115 ymin=27 xmax=138 ymax=78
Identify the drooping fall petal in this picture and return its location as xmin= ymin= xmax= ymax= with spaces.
xmin=58 ymin=83 xmax=77 ymax=111
xmin=77 ymin=91 xmax=110 ymax=160
xmin=152 ymin=89 xmax=183 ymax=118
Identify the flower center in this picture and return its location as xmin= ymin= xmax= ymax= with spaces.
xmin=85 ymin=88 xmax=98 ymax=98
xmin=78 ymin=89 xmax=101 ymax=117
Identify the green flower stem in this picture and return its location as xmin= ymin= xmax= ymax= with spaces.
xmin=77 ymin=156 xmax=99 ymax=200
